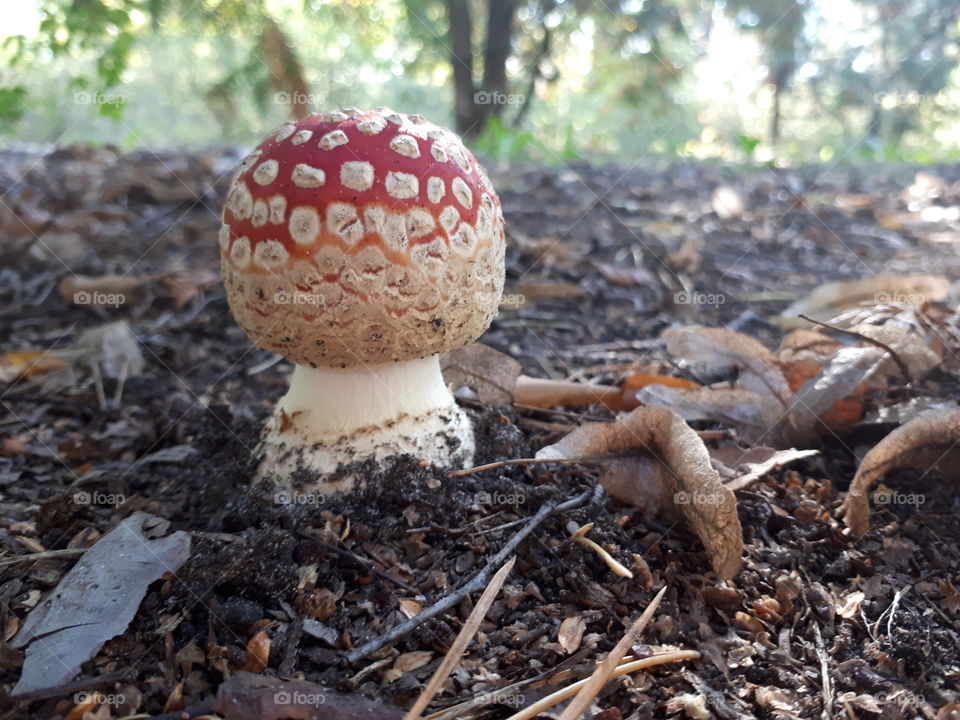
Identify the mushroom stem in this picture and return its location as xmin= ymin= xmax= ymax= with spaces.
xmin=256 ymin=355 xmax=475 ymax=492
xmin=277 ymin=355 xmax=456 ymax=435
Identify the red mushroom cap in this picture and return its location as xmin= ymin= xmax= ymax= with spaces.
xmin=220 ymin=108 xmax=506 ymax=368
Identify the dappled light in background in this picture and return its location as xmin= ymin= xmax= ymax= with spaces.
xmin=1 ymin=0 xmax=958 ymax=164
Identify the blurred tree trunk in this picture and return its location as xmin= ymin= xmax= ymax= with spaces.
xmin=482 ymin=0 xmax=519 ymax=124
xmin=769 ymin=62 xmax=791 ymax=144
xmin=446 ymin=0 xmax=519 ymax=136
xmin=261 ymin=16 xmax=310 ymax=121
xmin=446 ymin=0 xmax=477 ymax=134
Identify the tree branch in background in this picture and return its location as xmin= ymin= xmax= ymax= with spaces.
xmin=446 ymin=0 xmax=477 ymax=135
xmin=260 ymin=15 xmax=310 ymax=121
xmin=512 ymin=0 xmax=555 ymax=128
xmin=481 ymin=0 xmax=520 ymax=126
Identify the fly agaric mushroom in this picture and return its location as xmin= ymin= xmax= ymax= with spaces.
xmin=220 ymin=108 xmax=506 ymax=493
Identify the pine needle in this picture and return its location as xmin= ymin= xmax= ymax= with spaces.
xmin=403 ymin=557 xmax=516 ymax=720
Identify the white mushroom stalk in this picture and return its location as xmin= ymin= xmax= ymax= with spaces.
xmin=218 ymin=107 xmax=506 ymax=494
xmin=257 ymin=355 xmax=473 ymax=491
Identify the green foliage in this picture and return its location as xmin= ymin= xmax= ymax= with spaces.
xmin=737 ymin=134 xmax=761 ymax=158
xmin=0 ymin=86 xmax=27 ymax=122
xmin=1 ymin=0 xmax=959 ymax=165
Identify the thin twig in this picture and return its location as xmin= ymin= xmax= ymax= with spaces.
xmin=812 ymin=622 xmax=833 ymax=720
xmin=424 ymin=650 xmax=593 ymax=720
xmin=404 ymin=558 xmax=516 ymax=720
xmin=0 ymin=548 xmax=87 ymax=569
xmin=798 ymin=313 xmax=913 ymax=384
xmin=448 ymin=457 xmax=587 ymax=477
xmin=344 ymin=498 xmax=561 ymax=664
xmin=450 ymin=431 xmax=731 ymax=479
xmin=557 ymin=587 xmax=667 ymax=720
xmin=474 ymin=490 xmax=592 ymax=536
xmin=9 ymin=669 xmax=131 ymax=703
xmin=300 ymin=534 xmax=425 ymax=600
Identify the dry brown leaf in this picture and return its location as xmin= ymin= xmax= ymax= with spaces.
xmin=852 ymin=323 xmax=941 ymax=380
xmin=557 ymin=616 xmax=586 ymax=654
xmin=777 ymin=329 xmax=843 ymax=363
xmin=835 ymin=591 xmax=865 ymax=620
xmin=779 ymin=355 xmax=866 ymax=435
xmin=776 ymin=346 xmax=887 ymax=446
xmin=0 ymin=351 xmax=66 ymax=383
xmin=843 ymin=410 xmax=960 ymax=536
xmin=755 ymin=686 xmax=800 ymax=716
xmin=162 ymin=680 xmax=185 ymax=713
xmin=536 ymin=406 xmax=743 ymax=579
xmin=633 ymin=385 xmax=782 ymax=444
xmin=398 ymin=598 xmax=422 ymax=620
xmin=777 ymin=274 xmax=950 ymax=328
xmin=514 ymin=375 xmax=635 ymax=411
xmin=940 ymin=581 xmax=960 ymax=615
xmin=156 ymin=269 xmax=218 ymax=308
xmin=441 ymin=343 xmax=522 ymax=407
xmin=734 ymin=611 xmax=764 ymax=633
xmin=662 ymin=326 xmax=792 ymax=403
xmin=1 ymin=436 xmax=32 ymax=457
xmin=243 ymin=630 xmax=270 ymax=673
xmin=393 ymin=650 xmax=433 ymax=674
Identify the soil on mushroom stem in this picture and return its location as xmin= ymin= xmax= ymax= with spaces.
xmin=3 ymin=148 xmax=960 ymax=717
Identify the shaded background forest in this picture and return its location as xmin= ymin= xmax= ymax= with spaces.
xmin=1 ymin=0 xmax=959 ymax=165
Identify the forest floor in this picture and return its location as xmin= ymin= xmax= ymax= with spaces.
xmin=1 ymin=146 xmax=960 ymax=720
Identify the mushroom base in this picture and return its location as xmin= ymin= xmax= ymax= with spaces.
xmin=253 ymin=356 xmax=475 ymax=494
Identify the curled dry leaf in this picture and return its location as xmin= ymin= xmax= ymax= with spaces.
xmin=662 ymin=326 xmax=792 ymax=403
xmin=441 ymin=343 xmax=522 ymax=407
xmin=536 ymin=406 xmax=743 ymax=579
xmin=777 ymin=274 xmax=950 ymax=329
xmin=634 ymin=384 xmax=783 ymax=445
xmin=843 ymin=410 xmax=960 ymax=536
xmin=777 ymin=329 xmax=842 ymax=363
